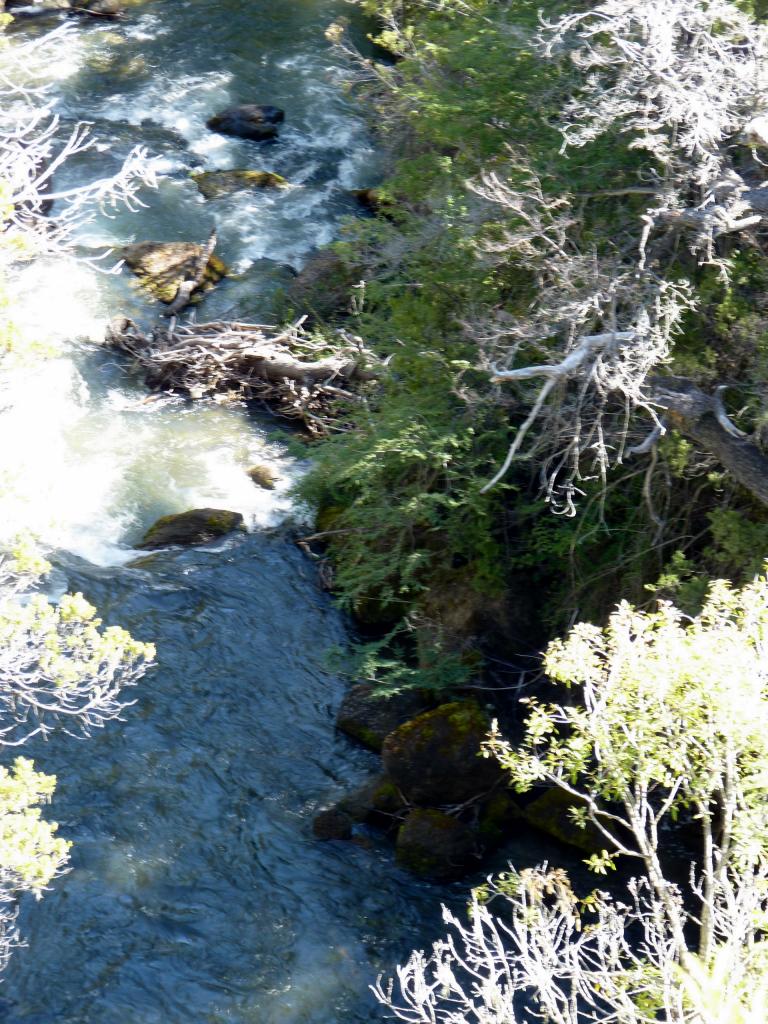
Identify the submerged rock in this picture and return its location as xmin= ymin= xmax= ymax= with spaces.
xmin=191 ymin=169 xmax=288 ymax=200
xmin=381 ymin=701 xmax=502 ymax=805
xmin=336 ymin=684 xmax=429 ymax=752
xmin=206 ymin=105 xmax=284 ymax=142
xmin=136 ymin=508 xmax=244 ymax=549
xmin=246 ymin=464 xmax=277 ymax=490
xmin=121 ymin=240 xmax=227 ymax=305
xmin=395 ymin=808 xmax=477 ymax=881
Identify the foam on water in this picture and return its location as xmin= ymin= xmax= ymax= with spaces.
xmin=2 ymin=262 xmax=305 ymax=567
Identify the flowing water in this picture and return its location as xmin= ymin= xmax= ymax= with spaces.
xmin=0 ymin=3 xmax=454 ymax=1019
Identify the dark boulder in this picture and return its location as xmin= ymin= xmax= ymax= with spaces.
xmin=206 ymin=105 xmax=284 ymax=142
xmin=331 ymin=774 xmax=407 ymax=832
xmin=395 ymin=809 xmax=477 ymax=881
xmin=136 ymin=509 xmax=244 ymax=549
xmin=312 ymin=807 xmax=353 ymax=841
xmin=336 ymin=684 xmax=430 ymax=752
xmin=382 ymin=701 xmax=503 ymax=805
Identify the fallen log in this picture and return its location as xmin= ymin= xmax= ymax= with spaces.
xmin=106 ymin=317 xmax=381 ymax=434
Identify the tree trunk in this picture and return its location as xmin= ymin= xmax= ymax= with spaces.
xmin=650 ymin=378 xmax=768 ymax=508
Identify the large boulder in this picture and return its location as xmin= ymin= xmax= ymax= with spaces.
xmin=381 ymin=701 xmax=503 ymax=805
xmin=206 ymin=105 xmax=284 ymax=142
xmin=336 ymin=684 xmax=430 ymax=752
xmin=136 ymin=509 xmax=244 ymax=549
xmin=395 ymin=809 xmax=477 ymax=881
xmin=191 ymin=169 xmax=287 ymax=200
xmin=121 ymin=240 xmax=227 ymax=305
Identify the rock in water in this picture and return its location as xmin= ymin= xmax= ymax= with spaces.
xmin=136 ymin=509 xmax=244 ymax=549
xmin=381 ymin=701 xmax=503 ymax=804
xmin=191 ymin=170 xmax=288 ymax=200
xmin=76 ymin=0 xmax=124 ymax=15
xmin=246 ymin=465 xmax=278 ymax=490
xmin=312 ymin=808 xmax=353 ymax=841
xmin=395 ymin=809 xmax=477 ymax=881
xmin=121 ymin=241 xmax=227 ymax=305
xmin=206 ymin=105 xmax=284 ymax=142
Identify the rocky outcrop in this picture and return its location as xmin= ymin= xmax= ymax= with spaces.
xmin=381 ymin=701 xmax=503 ymax=805
xmin=121 ymin=240 xmax=227 ymax=305
xmin=206 ymin=105 xmax=284 ymax=142
xmin=336 ymin=684 xmax=430 ymax=752
xmin=191 ymin=170 xmax=288 ymax=200
xmin=395 ymin=809 xmax=477 ymax=881
xmin=136 ymin=509 xmax=244 ymax=549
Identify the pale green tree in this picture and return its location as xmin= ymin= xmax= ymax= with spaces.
xmin=0 ymin=542 xmax=155 ymax=970
xmin=376 ymin=571 xmax=768 ymax=1023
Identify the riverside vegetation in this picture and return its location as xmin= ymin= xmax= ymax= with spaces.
xmin=5 ymin=0 xmax=768 ymax=1020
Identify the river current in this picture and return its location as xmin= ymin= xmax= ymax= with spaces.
xmin=0 ymin=3 xmax=451 ymax=1020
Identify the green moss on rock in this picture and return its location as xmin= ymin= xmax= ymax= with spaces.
xmin=121 ymin=241 xmax=228 ymax=305
xmin=191 ymin=169 xmax=288 ymax=200
xmin=136 ymin=508 xmax=245 ymax=549
xmin=336 ymin=683 xmax=430 ymax=752
xmin=395 ymin=808 xmax=476 ymax=881
xmin=382 ymin=701 xmax=502 ymax=804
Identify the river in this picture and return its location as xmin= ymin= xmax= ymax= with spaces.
xmin=0 ymin=2 xmax=452 ymax=1020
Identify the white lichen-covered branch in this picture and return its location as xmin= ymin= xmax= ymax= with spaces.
xmin=0 ymin=24 xmax=155 ymax=264
xmin=473 ymin=0 xmax=768 ymax=510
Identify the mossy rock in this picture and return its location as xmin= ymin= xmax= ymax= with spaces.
xmin=247 ymin=464 xmax=277 ymax=490
xmin=395 ymin=808 xmax=477 ymax=881
xmin=336 ymin=683 xmax=430 ymax=752
xmin=136 ymin=508 xmax=244 ymax=549
xmin=522 ymin=788 xmax=609 ymax=855
xmin=121 ymin=241 xmax=228 ymax=305
xmin=332 ymin=773 xmax=406 ymax=832
xmin=191 ymin=169 xmax=288 ymax=200
xmin=477 ymin=789 xmax=521 ymax=847
xmin=382 ymin=701 xmax=503 ymax=805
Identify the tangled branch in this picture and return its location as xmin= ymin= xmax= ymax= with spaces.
xmin=106 ymin=317 xmax=382 ymax=435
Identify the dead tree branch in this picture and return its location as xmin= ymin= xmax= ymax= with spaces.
xmin=106 ymin=318 xmax=382 ymax=435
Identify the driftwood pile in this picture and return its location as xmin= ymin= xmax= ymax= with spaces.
xmin=106 ymin=316 xmax=380 ymax=434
